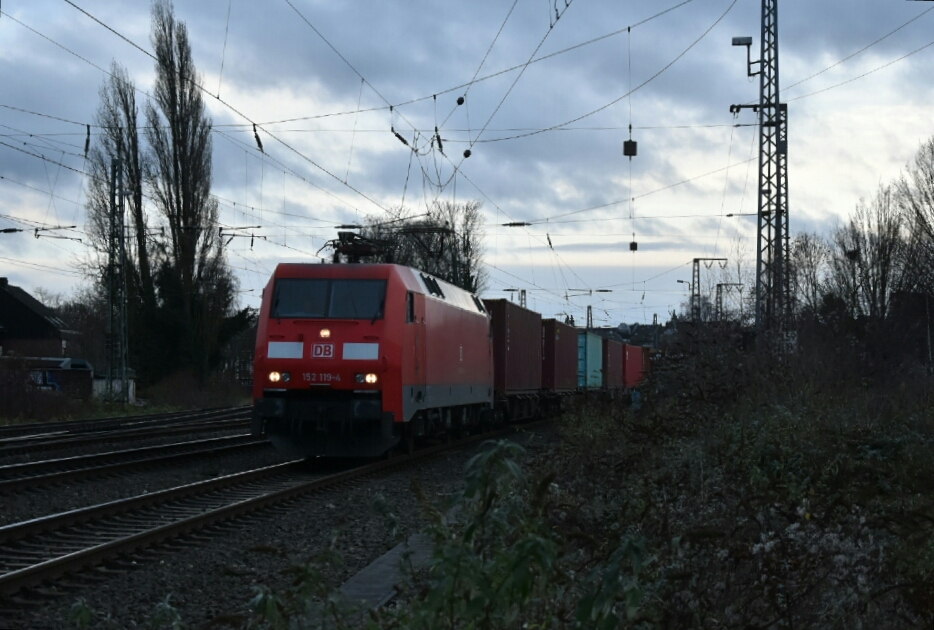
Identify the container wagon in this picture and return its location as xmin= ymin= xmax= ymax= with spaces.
xmin=578 ymin=331 xmax=603 ymax=389
xmin=624 ymin=344 xmax=644 ymax=389
xmin=541 ymin=318 xmax=579 ymax=413
xmin=483 ymin=299 xmax=542 ymax=421
xmin=602 ymin=337 xmax=624 ymax=390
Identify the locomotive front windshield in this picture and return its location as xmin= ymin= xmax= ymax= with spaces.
xmin=272 ymin=278 xmax=387 ymax=320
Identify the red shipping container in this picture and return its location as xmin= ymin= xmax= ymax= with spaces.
xmin=602 ymin=338 xmax=624 ymax=389
xmin=541 ymin=319 xmax=578 ymax=392
xmin=624 ymin=344 xmax=644 ymax=388
xmin=483 ymin=299 xmax=542 ymax=395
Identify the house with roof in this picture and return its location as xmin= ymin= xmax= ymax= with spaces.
xmin=0 ymin=277 xmax=94 ymax=399
xmin=0 ymin=277 xmax=83 ymax=357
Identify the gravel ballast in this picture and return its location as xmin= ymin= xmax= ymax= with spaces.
xmin=0 ymin=428 xmax=551 ymax=629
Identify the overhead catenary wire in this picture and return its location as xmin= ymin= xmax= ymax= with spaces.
xmin=459 ymin=0 xmax=740 ymax=146
xmin=526 ymin=156 xmax=757 ymax=224
xmin=437 ymin=0 xmax=521 ymax=131
xmin=452 ymin=165 xmax=594 ymax=293
xmin=464 ymin=0 xmax=520 ymax=101
xmin=0 ymin=133 xmax=343 ymax=258
xmin=467 ymin=0 xmax=576 ymax=153
xmin=239 ymin=0 xmax=700 ymax=129
xmin=344 ymin=78 xmax=364 ymax=185
xmin=217 ymin=0 xmax=233 ymax=98
xmin=5 ymin=3 xmax=760 ymax=286
xmin=1 ymin=7 xmax=381 ymax=227
xmin=783 ymin=4 xmax=934 ymax=95
xmin=0 ymin=3 xmax=744 ymax=264
xmin=712 ymin=113 xmax=740 ymax=255
xmin=53 ymin=1 xmax=391 ymax=214
xmin=9 ymin=2 xmax=923 ymax=322
xmin=787 ymin=37 xmax=934 ymax=103
xmin=0 ymin=255 xmax=83 ymax=277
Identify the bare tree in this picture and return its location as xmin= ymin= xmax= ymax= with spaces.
xmin=827 ymin=185 xmax=905 ymax=323
xmin=86 ymin=62 xmax=155 ymax=309
xmin=897 ymin=137 xmax=934 ymax=296
xmin=789 ymin=232 xmax=830 ymax=316
xmin=357 ymin=200 xmax=488 ymax=293
xmin=433 ymin=199 xmax=487 ymax=293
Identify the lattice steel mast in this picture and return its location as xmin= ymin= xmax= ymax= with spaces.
xmin=731 ymin=0 xmax=789 ymax=334
xmin=692 ymin=258 xmax=727 ymax=322
xmin=107 ymin=158 xmax=129 ymax=403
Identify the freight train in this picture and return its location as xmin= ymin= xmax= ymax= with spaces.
xmin=251 ymin=262 xmax=649 ymax=458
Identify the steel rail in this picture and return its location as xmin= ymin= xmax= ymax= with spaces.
xmin=0 ymin=415 xmax=251 ymax=458
xmin=0 ymin=423 xmax=534 ymax=597
xmin=0 ymin=434 xmax=268 ymax=494
xmin=0 ymin=406 xmax=250 ymax=441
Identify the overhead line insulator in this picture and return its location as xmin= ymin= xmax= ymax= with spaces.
xmin=253 ymin=124 xmax=264 ymax=153
xmin=391 ymin=127 xmax=410 ymax=147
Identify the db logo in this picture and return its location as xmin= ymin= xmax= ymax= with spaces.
xmin=312 ymin=343 xmax=334 ymax=358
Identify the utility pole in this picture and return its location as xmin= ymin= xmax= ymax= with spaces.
xmin=586 ymin=305 xmax=593 ymax=329
xmin=692 ymin=258 xmax=727 ymax=322
xmin=731 ymin=0 xmax=789 ymax=337
xmin=716 ymin=283 xmax=744 ymax=321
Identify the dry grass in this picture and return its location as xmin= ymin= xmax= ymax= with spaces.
xmin=0 ymin=362 xmax=249 ymax=424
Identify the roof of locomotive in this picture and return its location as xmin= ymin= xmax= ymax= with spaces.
xmin=270 ymin=263 xmax=487 ymax=317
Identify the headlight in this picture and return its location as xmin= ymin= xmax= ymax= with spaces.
xmin=268 ymin=371 xmax=281 ymax=383
xmin=355 ymin=373 xmax=379 ymax=384
xmin=320 ymin=328 xmax=331 ymax=338
xmin=281 ymin=372 xmax=291 ymax=382
xmin=365 ymin=373 xmax=378 ymax=384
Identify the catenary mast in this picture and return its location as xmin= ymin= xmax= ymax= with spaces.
xmin=731 ymin=0 xmax=789 ymax=335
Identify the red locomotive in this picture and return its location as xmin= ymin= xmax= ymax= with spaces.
xmin=251 ymin=263 xmax=493 ymax=457
xmin=252 ymin=262 xmax=651 ymax=458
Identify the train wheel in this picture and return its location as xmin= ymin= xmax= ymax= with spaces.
xmin=452 ymin=407 xmax=467 ymax=440
xmin=480 ymin=408 xmax=493 ymax=433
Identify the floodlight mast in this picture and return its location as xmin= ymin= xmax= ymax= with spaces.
xmin=730 ymin=0 xmax=790 ymax=338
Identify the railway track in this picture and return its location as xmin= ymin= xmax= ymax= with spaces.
xmin=0 ymin=434 xmax=269 ymax=494
xmin=0 ymin=406 xmax=250 ymax=441
xmin=0 ymin=424 xmax=533 ymax=599
xmin=0 ymin=408 xmax=251 ymax=459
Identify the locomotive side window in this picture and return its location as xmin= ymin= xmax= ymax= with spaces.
xmin=406 ymin=292 xmax=415 ymax=323
xmin=271 ymin=279 xmax=386 ymax=320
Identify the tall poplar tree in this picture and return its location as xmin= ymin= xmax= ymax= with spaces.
xmin=143 ymin=0 xmax=240 ymax=375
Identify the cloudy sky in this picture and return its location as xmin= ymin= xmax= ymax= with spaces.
xmin=1 ymin=0 xmax=933 ymax=326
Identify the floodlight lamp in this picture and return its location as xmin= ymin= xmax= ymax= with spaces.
xmin=732 ymin=36 xmax=752 ymax=47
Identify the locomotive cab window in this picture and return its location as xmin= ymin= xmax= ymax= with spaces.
xmin=272 ymin=278 xmax=387 ymax=320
